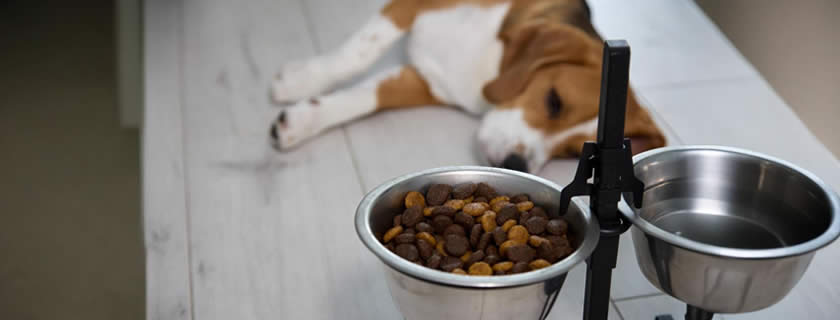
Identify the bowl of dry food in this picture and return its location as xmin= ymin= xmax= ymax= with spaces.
xmin=355 ymin=166 xmax=599 ymax=320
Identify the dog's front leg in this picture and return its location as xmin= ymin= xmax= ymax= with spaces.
xmin=270 ymin=65 xmax=442 ymax=150
xmin=271 ymin=14 xmax=406 ymax=104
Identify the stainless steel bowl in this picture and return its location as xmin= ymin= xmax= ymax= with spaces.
xmin=355 ymin=166 xmax=600 ymax=320
xmin=622 ymin=146 xmax=840 ymax=313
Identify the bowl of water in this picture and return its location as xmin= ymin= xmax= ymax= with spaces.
xmin=622 ymin=146 xmax=840 ymax=313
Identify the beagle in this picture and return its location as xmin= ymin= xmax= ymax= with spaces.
xmin=270 ymin=0 xmax=665 ymax=173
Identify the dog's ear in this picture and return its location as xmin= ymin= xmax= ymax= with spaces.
xmin=483 ymin=24 xmax=600 ymax=104
xmin=624 ymin=91 xmax=667 ymax=155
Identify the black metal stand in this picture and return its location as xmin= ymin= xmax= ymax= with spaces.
xmin=557 ymin=40 xmax=644 ymax=320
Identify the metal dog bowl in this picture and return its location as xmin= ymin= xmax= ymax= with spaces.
xmin=622 ymin=146 xmax=840 ymax=314
xmin=355 ymin=166 xmax=600 ymax=320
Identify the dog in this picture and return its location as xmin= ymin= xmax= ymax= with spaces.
xmin=269 ymin=0 xmax=665 ymax=173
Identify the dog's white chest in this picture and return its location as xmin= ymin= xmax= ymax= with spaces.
xmin=407 ymin=3 xmax=510 ymax=114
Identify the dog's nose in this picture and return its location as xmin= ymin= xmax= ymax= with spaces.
xmin=269 ymin=123 xmax=279 ymax=140
xmin=501 ymin=154 xmax=528 ymax=172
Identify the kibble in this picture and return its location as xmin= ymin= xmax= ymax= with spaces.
xmin=452 ymin=183 xmax=477 ymax=199
xmin=383 ymin=226 xmax=403 ymax=243
xmin=405 ymin=191 xmax=426 ymax=208
xmin=468 ymin=262 xmax=493 ymax=276
xmin=380 ymin=182 xmax=575 ymax=276
xmin=426 ymin=184 xmax=452 ymax=206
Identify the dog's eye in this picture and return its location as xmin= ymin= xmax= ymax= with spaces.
xmin=546 ymin=88 xmax=563 ymax=118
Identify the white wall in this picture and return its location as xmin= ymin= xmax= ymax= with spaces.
xmin=696 ymin=0 xmax=840 ymax=157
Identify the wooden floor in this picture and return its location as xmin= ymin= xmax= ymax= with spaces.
xmin=143 ymin=0 xmax=840 ymax=319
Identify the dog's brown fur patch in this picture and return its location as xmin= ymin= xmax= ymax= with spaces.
xmin=376 ymin=66 xmax=443 ymax=109
xmin=382 ymin=0 xmax=511 ymax=29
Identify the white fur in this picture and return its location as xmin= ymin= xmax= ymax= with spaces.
xmin=272 ymin=67 xmax=402 ymax=149
xmin=478 ymin=108 xmax=598 ymax=171
xmin=272 ymin=15 xmax=404 ymax=103
xmin=408 ymin=3 xmax=510 ymax=114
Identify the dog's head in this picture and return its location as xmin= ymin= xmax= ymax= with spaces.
xmin=477 ymin=23 xmax=665 ymax=173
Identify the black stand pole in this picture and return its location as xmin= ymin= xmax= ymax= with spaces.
xmin=558 ymin=40 xmax=644 ymax=320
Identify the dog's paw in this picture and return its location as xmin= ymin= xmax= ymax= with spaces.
xmin=271 ymin=60 xmax=330 ymax=104
xmin=269 ymin=104 xmax=320 ymax=151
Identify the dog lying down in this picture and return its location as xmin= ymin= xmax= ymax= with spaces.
xmin=269 ymin=0 xmax=665 ymax=173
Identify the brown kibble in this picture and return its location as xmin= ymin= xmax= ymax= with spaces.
xmin=383 ymin=226 xmax=403 ymax=243
xmin=452 ymin=268 xmax=467 ymax=275
xmin=426 ymin=184 xmax=452 ymax=206
xmin=538 ymin=241 xmax=568 ymax=263
xmin=417 ymin=239 xmax=434 ymax=260
xmin=546 ymin=219 xmax=569 ymax=235
xmin=476 ymin=182 xmax=497 ymax=199
xmin=393 ymin=214 xmax=402 ymax=227
xmin=436 ymin=240 xmax=448 ymax=256
xmin=512 ymin=262 xmax=530 ymax=273
xmin=492 ymin=227 xmax=507 ymax=246
xmin=484 ymin=254 xmax=501 ymax=265
xmin=454 ymin=211 xmax=475 ymax=229
xmin=404 ymin=191 xmax=426 ymax=208
xmin=444 ymin=234 xmax=470 ymax=256
xmin=507 ymin=225 xmax=530 ymax=244
xmin=519 ymin=211 xmax=532 ymax=225
xmin=444 ymin=199 xmax=466 ymax=211
xmin=441 ymin=256 xmax=463 ymax=272
xmin=470 ymin=224 xmax=482 ymax=247
xmin=529 ymin=235 xmax=549 ymax=247
xmin=460 ymin=250 xmax=472 ymax=263
xmin=516 ymin=201 xmax=534 ymax=212
xmin=464 ymin=196 xmax=474 ymax=204
xmin=463 ymin=202 xmax=490 ymax=216
xmin=501 ymin=220 xmax=517 ymax=232
xmin=492 ymin=261 xmax=514 ymax=272
xmin=496 ymin=203 xmax=520 ymax=225
xmin=395 ymin=244 xmax=419 ymax=261
xmin=432 ymin=215 xmax=453 ymax=234
xmin=499 ymin=240 xmax=517 ymax=256
xmin=432 ymin=206 xmax=456 ymax=217
xmin=491 ymin=201 xmax=511 ymax=213
xmin=468 ymin=262 xmax=493 ymax=276
xmin=452 ymin=183 xmax=477 ymax=199
xmin=403 ymin=228 xmax=416 ymax=236
xmin=489 ymin=196 xmax=511 ymax=206
xmin=524 ymin=216 xmax=548 ymax=234
xmin=426 ymin=253 xmax=442 ymax=269
xmin=416 ymin=222 xmax=433 ymax=233
xmin=473 ymin=196 xmax=488 ymax=204
xmin=443 ymin=224 xmax=466 ymax=237
xmin=511 ymin=194 xmax=529 ymax=203
xmin=385 ymin=242 xmax=395 ymax=253
xmin=395 ymin=233 xmax=416 ymax=244
xmin=486 ymin=245 xmax=498 ymax=257
xmin=466 ymin=249 xmax=485 ymax=267
xmin=416 ymin=232 xmax=436 ymax=246
xmin=402 ymin=206 xmax=424 ymax=227
xmin=480 ymin=211 xmax=498 ymax=232
xmin=529 ymin=259 xmax=551 ymax=270
xmin=423 ymin=206 xmax=436 ymax=217
xmin=530 ymin=207 xmax=549 ymax=219
xmin=478 ymin=232 xmax=492 ymax=251
xmin=506 ymin=244 xmax=536 ymax=263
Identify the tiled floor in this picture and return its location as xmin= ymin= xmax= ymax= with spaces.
xmin=144 ymin=0 xmax=840 ymax=319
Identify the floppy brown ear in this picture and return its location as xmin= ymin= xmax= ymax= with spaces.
xmin=624 ymin=91 xmax=666 ymax=155
xmin=483 ymin=24 xmax=600 ymax=104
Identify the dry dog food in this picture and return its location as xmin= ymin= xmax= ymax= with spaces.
xmin=380 ymin=182 xmax=574 ymax=276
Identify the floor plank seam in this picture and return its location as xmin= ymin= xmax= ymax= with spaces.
xmin=612 ymin=292 xmax=666 ymax=303
xmin=610 ymin=299 xmax=626 ymax=320
xmin=341 ymin=126 xmax=370 ymax=194
xmin=175 ymin=0 xmax=197 ymax=318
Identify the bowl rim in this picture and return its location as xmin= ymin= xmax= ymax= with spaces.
xmin=354 ymin=166 xmax=600 ymax=288
xmin=621 ymin=145 xmax=840 ymax=260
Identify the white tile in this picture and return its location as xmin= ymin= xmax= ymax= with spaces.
xmin=588 ymin=0 xmax=759 ymax=89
